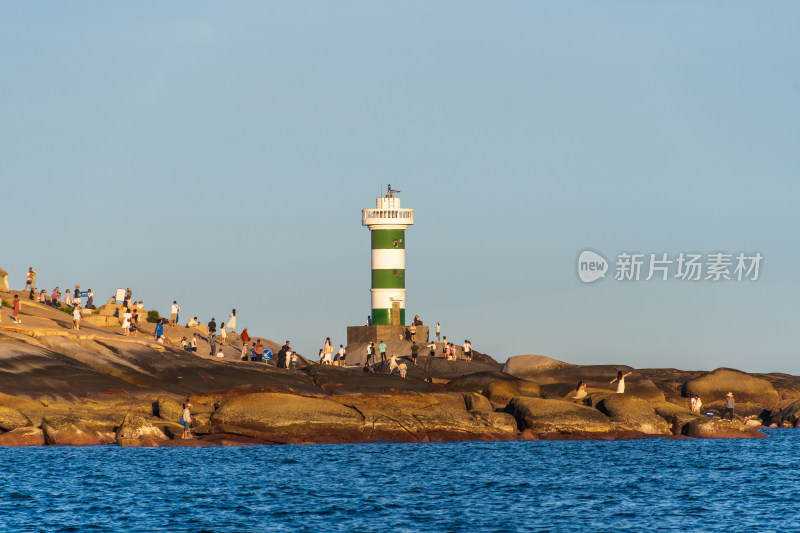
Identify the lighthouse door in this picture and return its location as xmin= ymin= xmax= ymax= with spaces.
xmin=391 ymin=302 xmax=401 ymax=326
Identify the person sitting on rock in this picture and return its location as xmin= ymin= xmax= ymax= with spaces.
xmin=187 ymin=316 xmax=197 ymax=328
xmin=610 ymin=371 xmax=632 ymax=393
xmin=572 ymin=381 xmax=588 ymax=400
xmin=363 ymin=362 xmax=373 ymax=373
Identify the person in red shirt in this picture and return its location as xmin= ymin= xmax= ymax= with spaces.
xmin=12 ymin=294 xmax=22 ymax=323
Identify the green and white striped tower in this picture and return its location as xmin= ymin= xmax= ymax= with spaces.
xmin=362 ymin=185 xmax=414 ymax=326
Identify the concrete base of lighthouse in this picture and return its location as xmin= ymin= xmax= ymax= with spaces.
xmin=347 ymin=325 xmax=430 ymax=345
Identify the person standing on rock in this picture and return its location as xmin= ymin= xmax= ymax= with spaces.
xmin=337 ymin=344 xmax=346 ymax=367
xmin=241 ymin=328 xmax=250 ymax=344
xmin=427 ymin=342 xmax=436 ymax=358
xmin=51 ymin=287 xmax=61 ymax=308
xmin=227 ymin=309 xmax=237 ymax=334
xmin=182 ymin=403 xmax=192 ymax=439
xmin=220 ymin=322 xmax=227 ymax=345
xmin=72 ymin=304 xmax=82 ymax=330
xmin=207 ymin=318 xmax=217 ymax=354
xmin=463 ymin=340 xmax=472 ymax=362
xmin=324 ymin=337 xmax=333 ymax=364
xmin=86 ymin=289 xmax=94 ymax=308
xmin=610 ymin=371 xmax=632 ymax=393
xmin=379 ymin=340 xmax=387 ymax=363
xmin=367 ymin=342 xmax=376 ymax=365
xmin=411 ymin=342 xmax=419 ymax=365
xmin=121 ymin=308 xmax=132 ymax=336
xmin=435 ymin=322 xmax=441 ymax=342
xmin=12 ymin=294 xmax=21 ymax=324
xmin=277 ymin=341 xmax=291 ymax=368
xmin=255 ymin=339 xmax=265 ymax=362
xmin=410 ymin=324 xmax=417 ymax=342
xmin=724 ymin=392 xmax=735 ymax=420
xmin=155 ymin=319 xmax=165 ymax=342
xmin=191 ymin=333 xmax=198 ymax=353
xmin=24 ymin=268 xmax=34 ymax=291
xmin=170 ymin=301 xmax=180 ymax=327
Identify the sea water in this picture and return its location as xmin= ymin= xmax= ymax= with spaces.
xmin=1 ymin=429 xmax=796 ymax=532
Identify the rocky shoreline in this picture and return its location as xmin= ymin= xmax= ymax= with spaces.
xmin=2 ymin=291 xmax=796 ymax=446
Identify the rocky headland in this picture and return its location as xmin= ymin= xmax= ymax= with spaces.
xmin=1 ymin=289 xmax=794 ymax=446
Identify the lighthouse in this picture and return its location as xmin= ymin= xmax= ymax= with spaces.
xmin=362 ymin=185 xmax=414 ymax=326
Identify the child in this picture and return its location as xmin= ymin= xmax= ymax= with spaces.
xmin=12 ymin=294 xmax=21 ymax=324
xmin=398 ymin=363 xmax=408 ymax=378
xmin=290 ymin=351 xmax=297 ymax=370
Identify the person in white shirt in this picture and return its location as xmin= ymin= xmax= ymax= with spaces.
xmin=170 ymin=301 xmax=180 ymax=327
xmin=72 ymin=305 xmax=82 ymax=330
xmin=121 ymin=309 xmax=132 ymax=336
xmin=337 ymin=345 xmax=346 ymax=366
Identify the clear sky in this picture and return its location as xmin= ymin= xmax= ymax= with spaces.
xmin=2 ymin=2 xmax=798 ymax=373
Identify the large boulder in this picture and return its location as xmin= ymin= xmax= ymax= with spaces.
xmin=683 ymin=417 xmax=765 ymax=439
xmin=116 ymin=414 xmax=169 ymax=446
xmin=481 ymin=379 xmax=540 ymax=406
xmin=503 ymin=356 xmax=664 ymax=402
xmin=210 ymin=392 xmax=367 ymax=444
xmin=331 ymin=392 xmax=518 ymax=442
xmin=0 ymin=427 xmax=45 ymax=446
xmin=683 ymin=368 xmax=779 ymax=410
xmin=504 ymin=397 xmax=613 ymax=434
xmin=652 ymin=401 xmax=702 ymax=434
xmin=768 ymin=399 xmax=800 ymax=428
xmin=156 ymin=396 xmax=184 ymax=424
xmin=41 ymin=415 xmax=116 ymax=446
xmin=462 ymin=392 xmax=493 ymax=412
xmin=594 ymin=394 xmax=671 ymax=435
xmin=0 ymin=406 xmax=32 ymax=431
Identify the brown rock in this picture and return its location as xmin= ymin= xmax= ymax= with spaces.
xmin=210 ymin=392 xmax=367 ymax=444
xmin=594 ymin=394 xmax=670 ymax=435
xmin=0 ymin=427 xmax=45 ymax=446
xmin=462 ymin=392 xmax=493 ymax=412
xmin=769 ymin=398 xmax=800 ymax=427
xmin=504 ymin=397 xmax=613 ymax=434
xmin=41 ymin=415 xmax=116 ymax=446
xmin=683 ymin=417 xmax=765 ymax=439
xmin=482 ymin=380 xmax=521 ymax=405
xmin=683 ymin=368 xmax=779 ymax=410
xmin=157 ymin=396 xmax=184 ymax=423
xmin=331 ymin=392 xmax=518 ymax=442
xmin=0 ymin=406 xmax=32 ymax=431
xmin=115 ymin=414 xmax=168 ymax=447
xmin=503 ymin=356 xmax=664 ymax=402
xmin=652 ymin=401 xmax=702 ymax=434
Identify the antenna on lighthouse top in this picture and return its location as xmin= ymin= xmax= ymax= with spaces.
xmin=386 ymin=184 xmax=401 ymax=198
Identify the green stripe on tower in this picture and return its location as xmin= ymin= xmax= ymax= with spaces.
xmin=371 ymin=229 xmax=406 ymax=249
xmin=372 ymin=308 xmax=405 ymax=326
xmin=371 ymin=269 xmax=405 ymax=289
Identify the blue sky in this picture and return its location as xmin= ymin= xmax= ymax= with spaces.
xmin=2 ymin=2 xmax=798 ymax=372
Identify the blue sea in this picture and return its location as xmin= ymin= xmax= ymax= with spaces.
xmin=1 ymin=429 xmax=795 ymax=532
